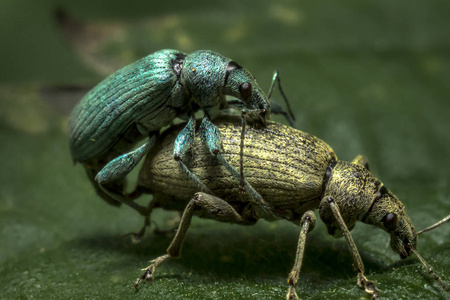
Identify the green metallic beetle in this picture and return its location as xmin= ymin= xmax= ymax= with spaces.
xmin=68 ymin=49 xmax=294 ymax=219
xmin=130 ymin=116 xmax=449 ymax=299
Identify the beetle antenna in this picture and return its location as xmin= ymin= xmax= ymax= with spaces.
xmin=417 ymin=214 xmax=450 ymax=235
xmin=409 ymin=246 xmax=450 ymax=293
xmin=267 ymin=71 xmax=296 ymax=121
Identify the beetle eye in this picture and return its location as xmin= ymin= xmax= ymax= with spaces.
xmin=239 ymin=82 xmax=252 ymax=98
xmin=382 ymin=212 xmax=398 ymax=231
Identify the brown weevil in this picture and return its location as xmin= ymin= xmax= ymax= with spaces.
xmin=129 ymin=116 xmax=448 ymax=299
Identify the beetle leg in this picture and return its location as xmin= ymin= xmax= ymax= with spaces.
xmin=321 ymin=196 xmax=378 ymax=299
xmin=199 ymin=117 xmax=278 ymax=218
xmin=168 ymin=192 xmax=246 ymax=254
xmin=135 ymin=254 xmax=170 ymax=290
xmin=122 ymin=215 xmax=151 ymax=243
xmin=122 ymin=195 xmax=158 ymax=242
xmin=286 ymin=210 xmax=316 ymax=300
xmin=270 ymin=100 xmax=296 ymax=128
xmin=135 ymin=192 xmax=247 ymax=289
xmin=95 ymin=136 xmax=156 ymax=216
xmin=174 ymin=116 xmax=213 ymax=194
xmin=83 ymin=163 xmax=122 ymax=207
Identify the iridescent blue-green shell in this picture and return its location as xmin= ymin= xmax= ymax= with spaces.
xmin=69 ymin=49 xmax=184 ymax=162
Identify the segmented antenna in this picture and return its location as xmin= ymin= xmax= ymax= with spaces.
xmin=417 ymin=214 xmax=450 ymax=235
xmin=410 ymin=246 xmax=450 ymax=293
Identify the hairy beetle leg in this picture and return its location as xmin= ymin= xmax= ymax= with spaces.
xmin=200 ymin=116 xmax=278 ymax=219
xmin=135 ymin=254 xmax=170 ymax=290
xmin=95 ymin=136 xmax=156 ymax=216
xmin=174 ymin=116 xmax=273 ymax=218
xmin=323 ymin=197 xmax=378 ymax=299
xmin=167 ymin=192 xmax=248 ymax=256
xmin=174 ymin=117 xmax=212 ymax=194
xmin=270 ymin=100 xmax=296 ymax=128
xmin=286 ymin=211 xmax=316 ymax=300
xmin=136 ymin=192 xmax=255 ymax=290
xmin=122 ymin=193 xmax=157 ymax=242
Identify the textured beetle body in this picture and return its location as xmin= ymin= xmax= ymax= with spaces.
xmin=68 ymin=49 xmax=274 ymax=208
xmin=140 ymin=118 xmax=418 ymax=257
xmin=139 ymin=116 xmax=336 ymax=222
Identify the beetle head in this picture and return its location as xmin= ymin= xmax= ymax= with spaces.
xmin=321 ymin=161 xmax=417 ymax=259
xmin=361 ymin=187 xmax=417 ymax=259
xmin=224 ymin=62 xmax=270 ymax=124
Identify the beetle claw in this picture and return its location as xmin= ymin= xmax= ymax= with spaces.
xmin=286 ymin=286 xmax=299 ymax=300
xmin=134 ymin=268 xmax=154 ymax=290
xmin=357 ymin=273 xmax=378 ymax=299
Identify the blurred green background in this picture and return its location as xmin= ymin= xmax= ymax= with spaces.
xmin=1 ymin=0 xmax=449 ymax=299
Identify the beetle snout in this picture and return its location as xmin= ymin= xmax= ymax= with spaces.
xmin=248 ymin=101 xmax=270 ymax=126
xmin=258 ymin=108 xmax=270 ymax=125
xmin=390 ymin=220 xmax=417 ymax=259
xmin=402 ymin=241 xmax=414 ymax=259
xmin=396 ymin=238 xmax=416 ymax=259
xmin=257 ymin=98 xmax=271 ymax=121
xmin=252 ymin=110 xmax=267 ymax=126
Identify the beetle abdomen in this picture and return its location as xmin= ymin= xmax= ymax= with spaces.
xmin=69 ymin=49 xmax=184 ymax=162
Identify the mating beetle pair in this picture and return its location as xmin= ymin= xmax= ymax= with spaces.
xmin=69 ymin=49 xmax=293 ymax=219
xmin=69 ymin=50 xmax=449 ymax=299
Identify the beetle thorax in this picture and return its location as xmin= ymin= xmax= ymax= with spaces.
xmin=180 ymin=51 xmax=229 ymax=118
xmin=320 ymin=161 xmax=379 ymax=236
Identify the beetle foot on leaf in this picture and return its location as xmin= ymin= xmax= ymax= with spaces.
xmin=134 ymin=269 xmax=152 ymax=290
xmin=135 ymin=254 xmax=171 ymax=290
xmin=357 ymin=273 xmax=378 ymax=299
xmin=286 ymin=286 xmax=299 ymax=300
xmin=135 ymin=264 xmax=156 ymax=290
